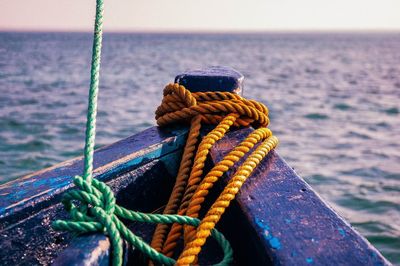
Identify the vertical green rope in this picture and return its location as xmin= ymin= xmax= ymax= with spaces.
xmin=83 ymin=0 xmax=104 ymax=184
xmin=53 ymin=0 xmax=234 ymax=264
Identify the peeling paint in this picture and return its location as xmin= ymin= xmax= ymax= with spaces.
xmin=255 ymin=218 xmax=282 ymax=250
xmin=338 ymin=227 xmax=346 ymax=237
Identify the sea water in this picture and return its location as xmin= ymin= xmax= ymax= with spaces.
xmin=0 ymin=32 xmax=399 ymax=263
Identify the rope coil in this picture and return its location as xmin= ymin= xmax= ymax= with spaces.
xmin=150 ymin=83 xmax=278 ymax=265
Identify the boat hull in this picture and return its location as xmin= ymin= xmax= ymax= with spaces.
xmin=0 ymin=126 xmax=390 ymax=265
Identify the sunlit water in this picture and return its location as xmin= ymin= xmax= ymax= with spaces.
xmin=0 ymin=32 xmax=399 ymax=263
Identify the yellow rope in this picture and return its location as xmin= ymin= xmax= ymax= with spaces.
xmin=150 ymin=116 xmax=202 ymax=257
xmin=177 ymin=135 xmax=278 ymax=265
xmin=151 ymin=83 xmax=278 ymax=265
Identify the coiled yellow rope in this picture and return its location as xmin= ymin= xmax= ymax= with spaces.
xmin=151 ymin=83 xmax=278 ymax=265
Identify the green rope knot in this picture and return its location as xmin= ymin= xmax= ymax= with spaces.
xmin=53 ymin=176 xmax=233 ymax=265
xmin=54 ymin=176 xmax=123 ymax=264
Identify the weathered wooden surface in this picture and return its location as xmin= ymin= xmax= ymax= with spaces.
xmin=0 ymin=126 xmax=392 ymax=265
xmin=209 ymin=128 xmax=391 ymax=266
xmin=0 ymin=127 xmax=186 ymax=265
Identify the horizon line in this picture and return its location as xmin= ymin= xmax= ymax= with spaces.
xmin=1 ymin=28 xmax=400 ymax=34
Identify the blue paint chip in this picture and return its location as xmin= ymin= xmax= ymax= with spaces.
xmin=338 ymin=227 xmax=346 ymax=237
xmin=285 ymin=218 xmax=292 ymax=224
xmin=269 ymin=237 xmax=281 ymax=250
xmin=306 ymin=257 xmax=314 ymax=264
xmin=254 ymin=218 xmax=281 ymax=250
xmin=255 ymin=218 xmax=270 ymax=230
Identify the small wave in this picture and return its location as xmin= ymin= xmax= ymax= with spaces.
xmin=346 ymin=131 xmax=372 ymax=140
xmin=337 ymin=194 xmax=399 ymax=213
xmin=340 ymin=167 xmax=399 ymax=180
xmin=353 ymin=221 xmax=394 ymax=234
xmin=18 ymin=98 xmax=38 ymax=105
xmin=384 ymin=107 xmax=399 ymax=115
xmin=0 ymin=118 xmax=25 ymax=130
xmin=333 ymin=103 xmax=352 ymax=110
xmin=11 ymin=139 xmax=51 ymax=152
xmin=304 ymin=113 xmax=329 ymax=120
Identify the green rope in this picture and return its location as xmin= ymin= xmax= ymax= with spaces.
xmin=83 ymin=0 xmax=104 ymax=184
xmin=52 ymin=0 xmax=234 ymax=265
xmin=53 ymin=177 xmax=233 ymax=265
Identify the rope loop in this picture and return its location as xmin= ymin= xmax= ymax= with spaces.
xmin=156 ymin=83 xmax=270 ymax=128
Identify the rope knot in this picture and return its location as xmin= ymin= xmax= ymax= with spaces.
xmin=70 ymin=175 xmax=116 ymax=215
xmin=54 ymin=175 xmax=233 ymax=266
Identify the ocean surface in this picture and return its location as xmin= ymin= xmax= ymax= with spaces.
xmin=0 ymin=32 xmax=399 ymax=263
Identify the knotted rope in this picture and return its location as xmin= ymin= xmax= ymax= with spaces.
xmin=150 ymin=83 xmax=278 ymax=265
xmin=53 ymin=176 xmax=233 ymax=266
xmin=53 ymin=0 xmax=232 ymax=265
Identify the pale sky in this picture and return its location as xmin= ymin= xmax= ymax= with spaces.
xmin=0 ymin=0 xmax=399 ymax=32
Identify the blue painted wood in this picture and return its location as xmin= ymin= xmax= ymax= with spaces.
xmin=209 ymin=128 xmax=391 ymax=266
xmin=0 ymin=145 xmax=184 ymax=265
xmin=0 ymin=126 xmax=188 ymax=222
xmin=175 ymin=66 xmax=243 ymax=95
xmin=0 ymin=125 xmax=187 ymax=265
